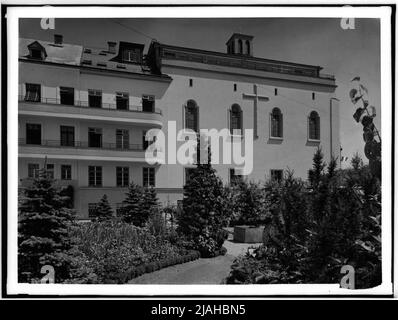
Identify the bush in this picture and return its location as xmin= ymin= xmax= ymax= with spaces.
xmin=67 ymin=221 xmax=190 ymax=283
xmin=229 ymin=181 xmax=268 ymax=226
xmin=225 ymin=150 xmax=381 ymax=288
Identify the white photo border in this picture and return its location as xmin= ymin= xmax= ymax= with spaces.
xmin=6 ymin=4 xmax=393 ymax=296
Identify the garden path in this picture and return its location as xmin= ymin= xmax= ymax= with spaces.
xmin=128 ymin=240 xmax=262 ymax=284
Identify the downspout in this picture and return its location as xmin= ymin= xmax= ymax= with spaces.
xmin=330 ymin=97 xmax=339 ymax=163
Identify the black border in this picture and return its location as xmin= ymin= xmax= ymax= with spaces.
xmin=1 ymin=2 xmax=395 ymax=299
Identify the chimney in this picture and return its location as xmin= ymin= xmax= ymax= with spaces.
xmin=54 ymin=34 xmax=63 ymax=45
xmin=108 ymin=41 xmax=117 ymax=54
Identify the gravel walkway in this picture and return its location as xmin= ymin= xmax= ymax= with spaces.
xmin=128 ymin=240 xmax=262 ymax=284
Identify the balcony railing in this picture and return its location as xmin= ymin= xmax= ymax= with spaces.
xmin=19 ymin=138 xmax=145 ymax=151
xmin=19 ymin=95 xmax=162 ymax=115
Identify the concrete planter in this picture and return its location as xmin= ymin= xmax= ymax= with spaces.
xmin=234 ymin=225 xmax=265 ymax=243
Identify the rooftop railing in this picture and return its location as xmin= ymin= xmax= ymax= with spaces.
xmin=162 ymin=49 xmax=336 ymax=80
xmin=18 ymin=95 xmax=163 ymax=115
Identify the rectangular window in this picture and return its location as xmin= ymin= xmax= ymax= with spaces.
xmin=312 ymin=92 xmax=315 ymax=100
xmin=116 ymin=167 xmax=129 ymax=187
xmin=230 ymin=168 xmax=243 ymax=185
xmin=142 ymin=95 xmax=155 ymax=113
xmin=189 ymin=79 xmax=193 ymax=87
xmin=234 ymin=83 xmax=237 ymax=92
xmin=271 ymin=169 xmax=283 ymax=182
xmin=24 ymin=83 xmax=41 ymax=102
xmin=61 ymin=165 xmax=72 ymax=180
xmin=88 ymin=166 xmax=102 ymax=187
xmin=30 ymin=49 xmax=42 ymax=60
xmin=122 ymin=48 xmax=141 ymax=63
xmin=142 ymin=130 xmax=156 ymax=150
xmin=60 ymin=126 xmax=75 ymax=147
xmin=88 ymin=203 xmax=97 ymax=218
xmin=26 ymin=123 xmax=41 ymax=145
xmin=28 ymin=163 xmax=39 ymax=178
xmin=46 ymin=163 xmax=54 ymax=179
xmin=60 ymin=87 xmax=74 ymax=105
xmin=88 ymin=128 xmax=102 ymax=148
xmin=88 ymin=89 xmax=102 ymax=108
xmin=116 ymin=92 xmax=129 ymax=110
xmin=185 ymin=168 xmax=196 ymax=185
xmin=116 ymin=129 xmax=129 ymax=149
xmin=275 ymin=88 xmax=278 ymax=96
xmin=143 ymin=167 xmax=155 ymax=187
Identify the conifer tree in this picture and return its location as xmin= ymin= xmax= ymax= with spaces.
xmin=178 ymin=135 xmax=229 ymax=256
xmin=141 ymin=186 xmax=160 ymax=218
xmin=93 ymin=194 xmax=113 ymax=221
xmin=122 ymin=182 xmax=145 ymax=226
xmin=18 ymin=168 xmax=75 ymax=283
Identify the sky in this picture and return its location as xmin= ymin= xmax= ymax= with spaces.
xmin=19 ymin=18 xmax=381 ymax=167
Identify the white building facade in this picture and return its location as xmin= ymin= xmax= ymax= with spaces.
xmin=18 ymin=33 xmax=339 ymax=219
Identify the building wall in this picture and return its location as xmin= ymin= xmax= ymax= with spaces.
xmin=156 ymin=67 xmax=340 ymax=198
xmin=18 ymin=57 xmax=340 ymax=217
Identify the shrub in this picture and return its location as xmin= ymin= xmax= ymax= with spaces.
xmin=67 ymin=221 xmax=189 ymax=283
xmin=230 ymin=181 xmax=268 ymax=226
xmin=225 ymin=151 xmax=381 ymax=288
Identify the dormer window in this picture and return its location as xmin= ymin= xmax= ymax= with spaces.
xmin=27 ymin=41 xmax=47 ymax=61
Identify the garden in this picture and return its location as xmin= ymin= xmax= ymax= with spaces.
xmin=18 ymin=145 xmax=381 ymax=287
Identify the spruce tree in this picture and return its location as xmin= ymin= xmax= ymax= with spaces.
xmin=141 ymin=186 xmax=160 ymax=219
xmin=93 ymin=194 xmax=113 ymax=221
xmin=18 ymin=168 xmax=75 ymax=283
xmin=122 ymin=182 xmax=145 ymax=226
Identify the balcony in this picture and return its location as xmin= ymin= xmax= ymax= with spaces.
xmin=18 ymin=96 xmax=163 ymax=127
xmin=18 ymin=138 xmax=162 ymax=163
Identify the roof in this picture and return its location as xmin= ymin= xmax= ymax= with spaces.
xmin=19 ymin=38 xmax=83 ymax=65
xmin=19 ymin=38 xmax=170 ymax=79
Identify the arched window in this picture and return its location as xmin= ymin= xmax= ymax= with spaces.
xmin=230 ymin=104 xmax=242 ymax=134
xmin=185 ymin=100 xmax=198 ymax=132
xmin=238 ymin=39 xmax=243 ymax=54
xmin=270 ymin=107 xmax=283 ymax=138
xmin=246 ymin=40 xmax=250 ymax=55
xmin=308 ymin=111 xmax=320 ymax=140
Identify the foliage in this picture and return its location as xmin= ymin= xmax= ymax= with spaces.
xmin=225 ymin=151 xmax=381 ymax=288
xmin=229 ymin=180 xmax=268 ymax=226
xmin=92 ymin=194 xmax=113 ymax=222
xmin=178 ymin=137 xmax=231 ymax=257
xmin=121 ymin=182 xmax=144 ymax=225
xmin=122 ymin=182 xmax=160 ymax=227
xmin=18 ymin=168 xmax=75 ymax=283
xmin=66 ymin=221 xmax=190 ymax=283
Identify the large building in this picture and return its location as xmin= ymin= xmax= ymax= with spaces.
xmin=18 ymin=33 xmax=340 ymax=219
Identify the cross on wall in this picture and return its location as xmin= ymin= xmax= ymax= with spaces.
xmin=242 ymin=84 xmax=269 ymax=139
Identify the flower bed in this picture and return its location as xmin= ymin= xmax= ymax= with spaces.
xmin=65 ymin=221 xmax=196 ymax=284
xmin=107 ymin=250 xmax=201 ymax=284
